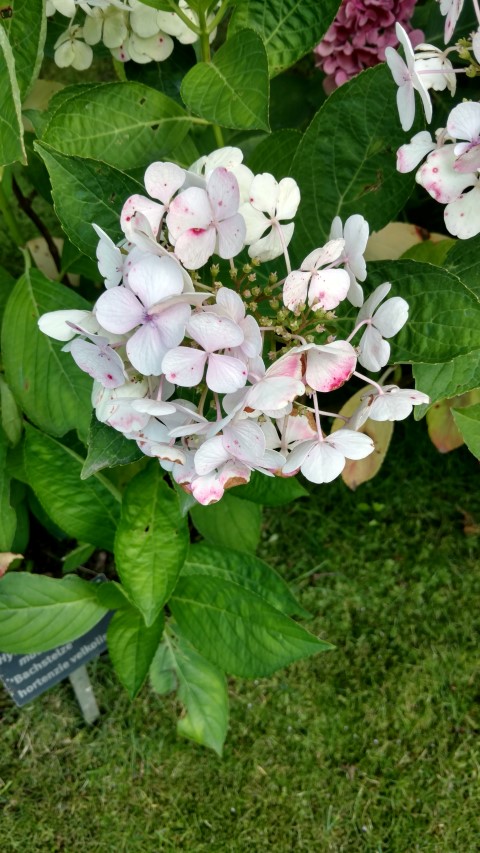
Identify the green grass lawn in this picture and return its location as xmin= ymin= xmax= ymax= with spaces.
xmin=1 ymin=419 xmax=479 ymax=852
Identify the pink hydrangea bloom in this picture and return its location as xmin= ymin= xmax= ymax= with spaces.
xmin=314 ymin=0 xmax=423 ymax=92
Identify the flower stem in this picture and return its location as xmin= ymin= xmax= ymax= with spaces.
xmin=168 ymin=0 xmax=200 ymax=35
xmin=197 ymin=5 xmax=225 ymax=148
xmin=0 ymin=179 xmax=23 ymax=246
xmin=207 ymin=0 xmax=230 ymax=34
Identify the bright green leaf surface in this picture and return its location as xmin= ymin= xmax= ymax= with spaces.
xmin=190 ymin=493 xmax=261 ymax=553
xmin=230 ymin=470 xmax=308 ymax=506
xmin=82 ymin=416 xmax=143 ymax=480
xmin=42 ymin=82 xmax=192 ymax=170
xmin=24 ymin=425 xmax=121 ymax=551
xmin=35 ymin=144 xmax=144 ymax=261
xmin=0 ymin=427 xmax=16 ymax=551
xmin=62 ymin=542 xmax=95 ymax=575
xmin=0 ymin=377 xmax=22 ymax=446
xmin=170 ymin=574 xmax=332 ymax=677
xmin=107 ymin=608 xmax=164 ymax=698
xmin=290 ymin=65 xmax=418 ymax=261
xmin=2 ymin=268 xmax=92 ymax=439
xmin=114 ymin=464 xmax=189 ymax=626
xmin=0 ymin=574 xmax=108 ymax=653
xmin=413 ymin=355 xmax=480 ymax=420
xmin=445 ymin=234 xmax=480 ymax=299
xmin=451 ymin=403 xmax=480 ymax=459
xmin=229 ymin=0 xmax=339 ymax=76
xmin=0 ymin=25 xmax=25 ymax=166
xmin=183 ymin=543 xmax=308 ymax=617
xmin=181 ymin=29 xmax=269 ymax=131
xmin=1 ymin=0 xmax=46 ymax=100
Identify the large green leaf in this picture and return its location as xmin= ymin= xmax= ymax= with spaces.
xmin=451 ymin=403 xmax=480 ymax=459
xmin=150 ymin=633 xmax=229 ymax=756
xmin=24 ymin=425 xmax=121 ymax=551
xmin=445 ymin=234 xmax=480 ymax=299
xmin=0 ymin=427 xmax=16 ymax=551
xmin=247 ymin=129 xmax=302 ymax=179
xmin=1 ymin=0 xmax=46 ymax=100
xmin=0 ymin=573 xmax=108 ymax=653
xmin=290 ymin=64 xmax=419 ymax=261
xmin=170 ymin=574 xmax=332 ymax=677
xmin=107 ymin=607 xmax=164 ymax=698
xmin=181 ymin=29 xmax=269 ymax=132
xmin=42 ymin=82 xmax=193 ymax=171
xmin=190 ymin=492 xmax=261 ymax=553
xmin=413 ymin=353 xmax=480 ymax=420
xmin=82 ymin=415 xmax=143 ymax=480
xmin=0 ymin=376 xmax=22 ymax=447
xmin=363 ymin=260 xmax=480 ymax=365
xmin=183 ymin=543 xmax=308 ymax=617
xmin=0 ymin=24 xmax=25 ymax=166
xmin=35 ymin=143 xmax=144 ymax=261
xmin=1 ymin=268 xmax=92 ymax=439
xmin=114 ymin=464 xmax=189 ymax=626
xmin=230 ymin=470 xmax=308 ymax=506
xmin=229 ymin=0 xmax=339 ymax=76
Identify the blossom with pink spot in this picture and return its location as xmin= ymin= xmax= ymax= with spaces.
xmin=283 ymin=239 xmax=350 ymax=312
xmin=283 ymin=428 xmax=374 ymax=484
xmin=299 ymin=341 xmax=358 ymax=393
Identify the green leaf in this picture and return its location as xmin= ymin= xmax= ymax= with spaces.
xmin=24 ymin=424 xmax=121 ymax=551
xmin=183 ymin=543 xmax=308 ymax=617
xmin=0 ymin=376 xmax=22 ymax=446
xmin=413 ymin=354 xmax=480 ymax=419
xmin=170 ymin=575 xmax=333 ymax=677
xmin=1 ymin=267 xmax=92 ymax=439
xmin=107 ymin=607 xmax=164 ymax=698
xmin=181 ymin=29 xmax=270 ymax=132
xmin=1 ymin=0 xmax=46 ymax=100
xmin=42 ymin=82 xmax=193 ymax=171
xmin=229 ymin=0 xmax=339 ymax=76
xmin=451 ymin=403 xmax=480 ymax=459
xmin=367 ymin=260 xmax=480 ymax=365
xmin=445 ymin=234 xmax=480 ymax=299
xmin=0 ymin=265 xmax=15 ymax=327
xmin=190 ymin=493 xmax=261 ymax=553
xmin=150 ymin=633 xmax=228 ymax=756
xmin=0 ymin=573 xmax=108 ymax=654
xmin=82 ymin=416 xmax=143 ymax=480
xmin=114 ymin=464 xmax=189 ymax=626
xmin=247 ymin=129 xmax=301 ymax=179
xmin=290 ymin=65 xmax=419 ymax=260
xmin=0 ymin=24 xmax=25 ymax=166
xmin=35 ymin=143 xmax=144 ymax=261
xmin=402 ymin=239 xmax=455 ymax=266
xmin=230 ymin=470 xmax=308 ymax=505
xmin=0 ymin=427 xmax=16 ymax=550
xmin=62 ymin=542 xmax=95 ymax=575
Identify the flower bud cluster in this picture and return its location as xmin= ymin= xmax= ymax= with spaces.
xmin=48 ymin=0 xmax=214 ymax=70
xmin=386 ymin=4 xmax=480 ymax=238
xmin=39 ymin=147 xmax=428 ymax=505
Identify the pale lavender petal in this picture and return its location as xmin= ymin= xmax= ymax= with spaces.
xmin=126 ymin=323 xmax=168 ymax=376
xmin=207 ymin=167 xmax=240 ymax=220
xmin=162 ymin=346 xmax=207 ymax=386
xmin=70 ymin=339 xmax=126 ymax=388
xmin=216 ymin=214 xmax=246 ymax=259
xmin=95 ymin=286 xmax=144 ymax=333
xmin=154 ymin=302 xmax=191 ymax=349
xmin=128 ymin=254 xmax=183 ymax=308
xmin=188 ymin=311 xmax=244 ymax=352
xmin=205 ymin=353 xmax=248 ymax=393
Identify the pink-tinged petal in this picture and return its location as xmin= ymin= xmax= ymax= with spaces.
xmin=276 ymin=177 xmax=301 ymax=220
xmin=416 ymin=145 xmax=475 ymax=204
xmin=121 ymin=194 xmax=164 ymax=241
xmin=282 ymin=440 xmax=315 ymax=476
xmin=248 ymin=173 xmax=278 ymax=217
xmin=144 ymin=442 xmax=186 ymax=464
xmin=285 ymin=413 xmax=317 ymax=444
xmin=240 ymin=315 xmax=262 ymax=358
xmin=69 ymin=339 xmax=126 ymax=388
xmin=128 ymin=254 xmax=184 ymax=308
xmin=166 ymin=186 xmax=212 ymax=240
xmin=396 ymin=131 xmax=436 ymax=174
xmin=358 ymin=326 xmax=391 ymax=373
xmin=131 ymin=398 xmax=176 ymax=416
xmin=246 ymin=377 xmax=304 ymax=412
xmin=301 ymin=238 xmax=345 ymax=271
xmin=283 ymin=270 xmax=310 ymax=311
xmin=443 ymin=0 xmax=464 ymax=42
xmin=174 ymin=226 xmax=216 ymax=269
xmin=107 ymin=399 xmax=150 ymax=433
xmin=162 ymin=346 xmax=207 ymax=387
xmin=300 ymin=441 xmax=346 ymax=484
xmin=144 ymin=161 xmax=186 ymax=204
xmin=326 ymin=428 xmax=374 ymax=460
xmin=38 ymin=309 xmax=92 ymax=341
xmin=153 ymin=302 xmax=191 ymax=349
xmin=447 ymin=101 xmax=480 ymax=144
xmin=258 ymin=449 xmax=285 ymax=472
xmin=222 ymin=420 xmax=265 ymax=466
xmin=308 ymin=268 xmax=350 ymax=310
xmin=266 ymin=350 xmax=304 ymax=380
xmin=92 ymin=224 xmax=123 ymax=288
xmin=215 ymin=287 xmax=245 ymax=323
xmin=239 ymin=203 xmax=269 ymax=243
xmin=188 ymin=311 xmax=244 ymax=352
xmin=248 ymin=222 xmax=294 ymax=262
xmin=194 ymin=436 xmax=230 ymax=475
xmin=216 ymin=214 xmax=246 ymax=259
xmin=304 ymin=341 xmax=357 ymax=392
xmin=396 ymin=79 xmax=415 ymax=132
xmin=455 ymin=145 xmax=480 ymax=173
xmin=207 ymin=167 xmax=240 ymax=220
xmin=126 ymin=323 xmax=167 ymax=376
xmin=373 ymin=297 xmax=409 ymax=338
xmin=385 ymin=45 xmax=409 ymax=87
xmin=218 ymin=460 xmax=251 ymax=490
xmin=357 ymin=282 xmax=392 ymax=324
xmin=191 ymin=471 xmax=225 ymax=505
xmin=205 ymin=353 xmax=248 ymax=393
xmin=95 ymin=286 xmax=144 ymax=334
xmin=444 ymin=184 xmax=480 ymax=239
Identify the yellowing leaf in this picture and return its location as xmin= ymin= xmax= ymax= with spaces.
xmin=427 ymin=390 xmax=480 ymax=453
xmin=331 ymin=386 xmax=393 ymax=490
